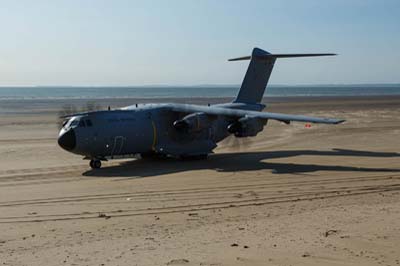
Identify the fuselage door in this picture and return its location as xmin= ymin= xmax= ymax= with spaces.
xmin=111 ymin=136 xmax=124 ymax=158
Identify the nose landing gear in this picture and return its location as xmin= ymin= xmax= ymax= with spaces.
xmin=89 ymin=159 xmax=102 ymax=169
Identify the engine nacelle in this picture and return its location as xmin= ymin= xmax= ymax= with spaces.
xmin=227 ymin=116 xmax=267 ymax=137
xmin=173 ymin=112 xmax=211 ymax=132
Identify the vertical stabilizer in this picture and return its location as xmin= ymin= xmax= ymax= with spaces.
xmin=233 ymin=48 xmax=275 ymax=104
xmin=229 ymin=48 xmax=336 ymax=104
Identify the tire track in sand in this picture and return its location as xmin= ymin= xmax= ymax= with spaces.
xmin=1 ymin=182 xmax=399 ymax=223
xmin=0 ymin=173 xmax=398 ymax=207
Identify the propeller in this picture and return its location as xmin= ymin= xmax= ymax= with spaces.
xmin=173 ymin=120 xmax=190 ymax=132
xmin=222 ymin=134 xmax=254 ymax=151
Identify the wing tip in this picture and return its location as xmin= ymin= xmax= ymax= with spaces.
xmin=333 ymin=119 xmax=346 ymax=124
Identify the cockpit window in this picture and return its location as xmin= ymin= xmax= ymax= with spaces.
xmin=70 ymin=120 xmax=79 ymax=127
xmin=62 ymin=119 xmax=69 ymax=128
xmin=63 ymin=117 xmax=90 ymax=129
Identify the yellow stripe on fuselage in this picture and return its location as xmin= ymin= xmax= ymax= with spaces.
xmin=151 ymin=120 xmax=157 ymax=151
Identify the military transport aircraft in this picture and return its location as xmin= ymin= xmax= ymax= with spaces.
xmin=58 ymin=48 xmax=344 ymax=169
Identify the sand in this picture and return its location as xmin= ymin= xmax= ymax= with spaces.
xmin=0 ymin=96 xmax=399 ymax=266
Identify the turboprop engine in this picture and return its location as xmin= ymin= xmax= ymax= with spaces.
xmin=173 ymin=112 xmax=211 ymax=132
xmin=227 ymin=116 xmax=267 ymax=137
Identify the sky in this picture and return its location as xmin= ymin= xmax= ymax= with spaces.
xmin=0 ymin=0 xmax=399 ymax=86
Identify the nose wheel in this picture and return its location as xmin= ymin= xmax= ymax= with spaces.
xmin=89 ymin=159 xmax=102 ymax=169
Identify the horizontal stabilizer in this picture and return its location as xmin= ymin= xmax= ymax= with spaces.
xmin=228 ymin=53 xmax=336 ymax=61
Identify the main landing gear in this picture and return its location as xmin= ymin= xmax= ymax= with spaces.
xmin=180 ymin=154 xmax=209 ymax=160
xmin=89 ymin=159 xmax=102 ymax=169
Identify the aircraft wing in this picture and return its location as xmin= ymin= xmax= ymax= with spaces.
xmin=169 ymin=104 xmax=345 ymax=124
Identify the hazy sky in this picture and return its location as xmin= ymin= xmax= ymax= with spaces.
xmin=0 ymin=0 xmax=399 ymax=86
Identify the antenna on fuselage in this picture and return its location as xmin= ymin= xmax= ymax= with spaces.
xmin=108 ymin=106 xmax=111 ymax=111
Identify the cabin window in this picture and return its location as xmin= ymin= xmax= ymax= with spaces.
xmin=86 ymin=120 xmax=93 ymax=127
xmin=78 ymin=120 xmax=86 ymax=127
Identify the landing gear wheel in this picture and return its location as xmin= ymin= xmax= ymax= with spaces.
xmin=140 ymin=153 xmax=168 ymax=160
xmin=90 ymin=159 xmax=102 ymax=169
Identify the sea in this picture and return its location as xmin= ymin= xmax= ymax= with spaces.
xmin=1 ymin=84 xmax=400 ymax=100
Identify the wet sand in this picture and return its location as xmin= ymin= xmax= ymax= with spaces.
xmin=0 ymin=96 xmax=399 ymax=266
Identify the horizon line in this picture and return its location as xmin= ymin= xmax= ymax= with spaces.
xmin=1 ymin=82 xmax=400 ymax=88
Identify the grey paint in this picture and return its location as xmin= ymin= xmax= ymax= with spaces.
xmin=58 ymin=48 xmax=343 ymax=166
xmin=234 ymin=48 xmax=276 ymax=104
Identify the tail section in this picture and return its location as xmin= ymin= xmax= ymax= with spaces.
xmin=230 ymin=48 xmax=336 ymax=104
xmin=232 ymin=48 xmax=274 ymax=104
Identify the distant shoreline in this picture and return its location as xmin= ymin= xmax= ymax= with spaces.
xmin=1 ymin=83 xmax=400 ymax=88
xmin=2 ymin=95 xmax=400 ymax=115
xmin=1 ymin=84 xmax=400 ymax=101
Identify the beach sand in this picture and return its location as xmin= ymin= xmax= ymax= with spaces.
xmin=0 ymin=96 xmax=399 ymax=266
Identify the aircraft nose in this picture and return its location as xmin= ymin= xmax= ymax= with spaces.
xmin=58 ymin=129 xmax=76 ymax=151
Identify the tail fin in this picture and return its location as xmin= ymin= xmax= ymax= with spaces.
xmin=230 ymin=48 xmax=336 ymax=104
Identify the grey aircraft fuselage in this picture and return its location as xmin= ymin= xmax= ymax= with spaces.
xmin=58 ymin=48 xmax=344 ymax=169
xmin=58 ymin=102 xmax=251 ymax=160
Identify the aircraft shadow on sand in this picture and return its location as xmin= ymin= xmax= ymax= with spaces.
xmin=82 ymin=148 xmax=400 ymax=178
